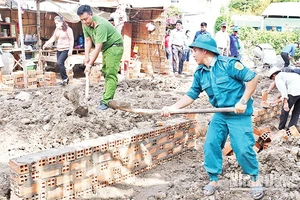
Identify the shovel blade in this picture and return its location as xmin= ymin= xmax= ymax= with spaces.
xmin=108 ymin=100 xmax=131 ymax=110
xmin=75 ymin=106 xmax=88 ymax=117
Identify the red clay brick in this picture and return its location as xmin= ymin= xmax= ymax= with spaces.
xmin=253 ymin=145 xmax=261 ymax=153
xmin=187 ymin=141 xmax=195 ymax=149
xmin=9 ymin=160 xmax=29 ymax=175
xmin=164 ymin=141 xmax=174 ymax=150
xmin=134 ymin=153 xmax=143 ymax=161
xmin=252 ymin=116 xmax=261 ymax=123
xmin=174 ymin=131 xmax=184 ymax=139
xmin=85 ymin=166 xmax=99 ymax=177
xmin=261 ymin=101 xmax=271 ymax=108
xmin=149 ymin=146 xmax=158 ymax=155
xmin=253 ymin=127 xmax=262 ymax=136
xmin=14 ymin=182 xmax=38 ymax=197
xmin=289 ymin=125 xmax=300 ymax=137
xmin=157 ymin=136 xmax=168 ymax=145
xmin=156 ymin=151 xmax=168 ymax=160
xmin=56 ymin=175 xmax=73 ymax=186
xmin=41 ymin=169 xmax=60 ymax=179
xmin=189 ymin=127 xmax=196 ymax=133
xmin=71 ymin=160 xmax=88 ymax=171
xmin=92 ymin=152 xmax=112 ymax=164
xmin=156 ymin=121 xmax=164 ymax=126
xmin=173 ymin=145 xmax=183 ymax=155
xmin=271 ymin=130 xmax=285 ymax=140
xmin=10 ymin=172 xmax=29 ymax=185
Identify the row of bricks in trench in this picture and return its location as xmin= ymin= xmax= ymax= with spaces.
xmin=9 ymin=118 xmax=196 ymax=200
xmin=9 ymin=102 xmax=291 ymax=199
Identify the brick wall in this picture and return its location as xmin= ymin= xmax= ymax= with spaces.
xmin=10 ymin=118 xmax=197 ymax=199
xmin=9 ymin=102 xmax=289 ymax=199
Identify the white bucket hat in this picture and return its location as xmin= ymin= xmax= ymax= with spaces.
xmin=268 ymin=67 xmax=281 ymax=79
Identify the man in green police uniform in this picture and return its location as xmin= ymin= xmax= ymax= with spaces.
xmin=77 ymin=5 xmax=124 ymax=110
xmin=162 ymin=35 xmax=263 ymax=199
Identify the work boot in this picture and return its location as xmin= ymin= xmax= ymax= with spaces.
xmin=60 ymin=78 xmax=69 ymax=86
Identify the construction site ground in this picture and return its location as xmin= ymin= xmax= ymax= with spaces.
xmin=0 ymin=63 xmax=300 ymax=200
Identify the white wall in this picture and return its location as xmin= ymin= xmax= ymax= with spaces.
xmin=172 ymin=0 xmax=230 ymax=37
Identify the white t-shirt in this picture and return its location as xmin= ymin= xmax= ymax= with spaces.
xmin=215 ymin=30 xmax=230 ymax=48
xmin=170 ymin=29 xmax=185 ymax=46
xmin=275 ymin=72 xmax=300 ymax=99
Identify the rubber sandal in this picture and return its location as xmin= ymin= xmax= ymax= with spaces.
xmin=203 ymin=184 xmax=218 ymax=196
xmin=251 ymin=185 xmax=264 ymax=200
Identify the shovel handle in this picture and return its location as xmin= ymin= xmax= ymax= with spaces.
xmin=127 ymin=107 xmax=235 ymax=115
xmin=170 ymin=107 xmax=235 ymax=114
xmin=85 ymin=72 xmax=89 ymax=100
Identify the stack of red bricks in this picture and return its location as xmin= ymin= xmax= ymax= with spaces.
xmin=89 ymin=66 xmax=101 ymax=84
xmin=0 ymin=70 xmax=58 ymax=90
xmin=1 ymin=74 xmax=14 ymax=90
xmin=9 ymin=118 xmax=197 ymax=199
xmin=13 ymin=71 xmax=25 ymax=89
xmin=45 ymin=72 xmax=56 ymax=86
xmin=27 ymin=70 xmax=38 ymax=89
xmin=222 ymin=93 xmax=300 ymax=156
xmin=252 ymin=103 xmax=282 ymax=126
xmin=36 ymin=71 xmax=46 ymax=87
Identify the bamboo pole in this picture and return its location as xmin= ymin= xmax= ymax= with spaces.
xmin=17 ymin=0 xmax=27 ymax=88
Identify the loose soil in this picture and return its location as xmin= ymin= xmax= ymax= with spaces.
xmin=0 ymin=65 xmax=299 ymax=200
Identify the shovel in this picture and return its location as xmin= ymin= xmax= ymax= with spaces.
xmin=64 ymin=72 xmax=89 ymax=117
xmin=108 ymin=100 xmax=235 ymax=115
xmin=74 ymin=72 xmax=89 ymax=117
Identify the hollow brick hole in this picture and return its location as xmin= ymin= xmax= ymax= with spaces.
xmin=20 ymin=164 xmax=29 ymax=173
xmin=62 ymin=164 xmax=70 ymax=173
xmin=85 ymin=147 xmax=92 ymax=156
xmin=93 ymin=146 xmax=100 ymax=153
xmin=48 ymin=156 xmax=56 ymax=165
xmin=76 ymin=150 xmax=84 ymax=159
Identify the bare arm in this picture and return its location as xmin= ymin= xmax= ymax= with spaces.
xmin=67 ymin=28 xmax=74 ymax=55
xmin=227 ymin=34 xmax=231 ymax=55
xmin=227 ymin=35 xmax=230 ymax=50
xmin=87 ymin=43 xmax=102 ymax=66
xmin=162 ymin=94 xmax=194 ymax=116
xmin=170 ymin=94 xmax=194 ymax=109
xmin=241 ymin=75 xmax=258 ymax=102
xmin=235 ymin=75 xmax=258 ymax=114
xmin=43 ymin=30 xmax=57 ymax=49
xmin=84 ymin=37 xmax=93 ymax=65
xmin=267 ymin=81 xmax=276 ymax=93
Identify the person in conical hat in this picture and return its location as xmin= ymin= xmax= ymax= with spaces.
xmin=162 ymin=35 xmax=263 ymax=199
xmin=265 ymin=66 xmax=300 ymax=130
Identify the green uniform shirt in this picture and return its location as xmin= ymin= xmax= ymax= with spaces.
xmin=82 ymin=16 xmax=123 ymax=52
xmin=186 ymin=55 xmax=256 ymax=115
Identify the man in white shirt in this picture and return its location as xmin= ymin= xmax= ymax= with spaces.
xmin=215 ymin=22 xmax=230 ymax=56
xmin=169 ymin=20 xmax=185 ymax=75
xmin=267 ymin=67 xmax=300 ymax=130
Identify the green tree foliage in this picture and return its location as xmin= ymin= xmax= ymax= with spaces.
xmin=165 ymin=6 xmax=182 ymax=29
xmin=229 ymin=0 xmax=300 ymax=15
xmin=214 ymin=15 xmax=232 ymax=33
xmin=166 ymin=5 xmax=182 ymax=18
